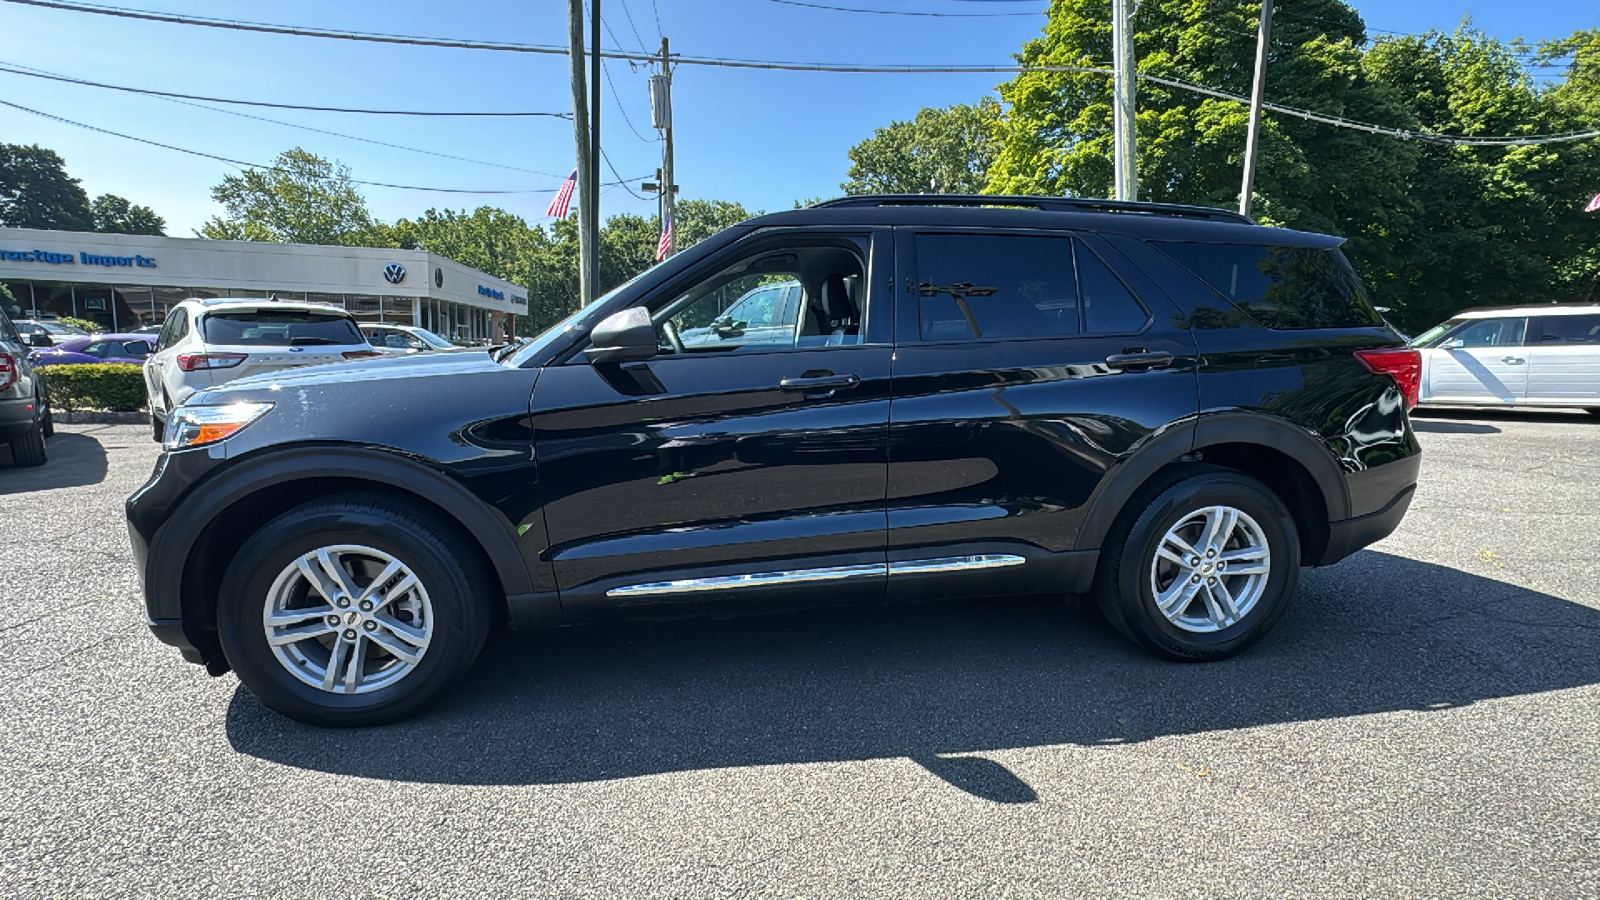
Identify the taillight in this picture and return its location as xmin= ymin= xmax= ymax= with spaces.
xmin=1355 ymin=347 xmax=1422 ymax=410
xmin=342 ymin=349 xmax=384 ymax=360
xmin=0 ymin=353 xmax=15 ymax=393
xmin=176 ymin=353 xmax=247 ymax=372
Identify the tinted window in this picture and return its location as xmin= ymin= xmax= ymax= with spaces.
xmin=1451 ymin=317 xmax=1527 ymax=348
xmin=1076 ymin=243 xmax=1149 ymax=334
xmin=1154 ymin=242 xmax=1384 ymax=330
xmin=119 ymin=340 xmax=153 ymax=357
xmin=916 ymin=234 xmax=1078 ymax=340
xmin=203 ymin=311 xmax=362 ymax=346
xmin=0 ymin=311 xmax=20 ymax=343
xmin=1537 ymin=314 xmax=1600 ymax=345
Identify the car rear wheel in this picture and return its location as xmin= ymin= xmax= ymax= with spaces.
xmin=1093 ymin=465 xmax=1299 ymax=661
xmin=9 ymin=400 xmax=47 ymax=467
xmin=217 ymin=494 xmax=492 ymax=727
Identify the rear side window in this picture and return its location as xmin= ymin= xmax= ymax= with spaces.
xmin=1536 ymin=314 xmax=1600 ymax=344
xmin=204 ymin=310 xmax=362 ymax=346
xmin=915 ymin=234 xmax=1080 ymax=340
xmin=1153 ymin=242 xmax=1384 ymax=330
xmin=1076 ymin=243 xmax=1149 ymax=334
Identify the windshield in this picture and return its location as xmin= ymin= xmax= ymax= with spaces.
xmin=501 ymin=265 xmax=661 ymax=367
xmin=411 ymin=327 xmax=455 ymax=350
xmin=1409 ymin=319 xmax=1462 ymax=348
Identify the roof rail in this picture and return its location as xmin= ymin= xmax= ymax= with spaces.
xmin=811 ymin=193 xmax=1256 ymax=225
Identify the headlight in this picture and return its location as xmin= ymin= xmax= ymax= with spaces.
xmin=164 ymin=402 xmax=274 ymax=451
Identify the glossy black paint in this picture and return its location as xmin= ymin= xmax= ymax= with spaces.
xmin=130 ymin=200 xmax=1422 ymax=670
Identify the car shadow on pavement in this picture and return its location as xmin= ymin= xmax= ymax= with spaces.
xmin=1411 ymin=420 xmax=1501 ymax=435
xmin=225 ymin=550 xmax=1600 ymax=801
xmin=0 ymin=431 xmax=108 ymax=491
xmin=1413 ymin=407 xmax=1596 ymax=426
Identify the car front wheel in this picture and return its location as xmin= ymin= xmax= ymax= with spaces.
xmin=218 ymin=494 xmax=492 ymax=727
xmin=1094 ymin=466 xmax=1300 ymax=661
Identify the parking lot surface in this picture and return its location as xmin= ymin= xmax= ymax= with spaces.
xmin=2 ymin=411 xmax=1597 ymax=898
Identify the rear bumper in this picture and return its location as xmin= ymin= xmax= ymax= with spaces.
xmin=1318 ymin=483 xmax=1415 ymax=566
xmin=0 ymin=395 xmax=36 ymax=437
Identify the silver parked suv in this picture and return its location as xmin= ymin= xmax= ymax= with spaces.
xmin=144 ymin=298 xmax=381 ymax=442
xmin=0 ymin=305 xmax=53 ymax=466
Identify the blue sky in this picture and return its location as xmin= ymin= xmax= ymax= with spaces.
xmin=0 ymin=0 xmax=1593 ymax=235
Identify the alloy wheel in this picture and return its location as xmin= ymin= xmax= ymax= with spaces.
xmin=1148 ymin=505 xmax=1271 ymax=633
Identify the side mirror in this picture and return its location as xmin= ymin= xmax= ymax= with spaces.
xmin=28 ymin=333 xmax=52 ymax=348
xmin=584 ymin=307 xmax=657 ymax=364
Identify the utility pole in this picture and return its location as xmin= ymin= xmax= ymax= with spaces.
xmin=589 ymin=0 xmax=602 ymax=296
xmin=1238 ymin=0 xmax=1273 ymax=218
xmin=565 ymin=0 xmax=594 ymax=306
xmin=1110 ymin=0 xmax=1138 ymax=201
xmin=655 ymin=37 xmax=675 ymax=257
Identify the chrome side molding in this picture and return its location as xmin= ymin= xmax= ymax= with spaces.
xmin=605 ymin=554 xmax=1025 ymax=598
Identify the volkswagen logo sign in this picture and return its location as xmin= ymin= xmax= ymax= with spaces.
xmin=383 ymin=263 xmax=407 ymax=285
xmin=434 ymin=267 xmax=444 ymax=289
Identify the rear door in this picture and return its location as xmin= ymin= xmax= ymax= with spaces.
xmin=145 ymin=309 xmax=186 ymax=410
xmin=198 ymin=308 xmax=365 ymax=380
xmin=885 ymin=228 xmax=1199 ymax=601
xmin=1422 ymin=316 xmax=1529 ymax=404
xmin=1526 ymin=313 xmax=1600 ymax=405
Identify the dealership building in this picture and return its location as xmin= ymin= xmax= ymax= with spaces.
xmin=0 ymin=227 xmax=530 ymax=342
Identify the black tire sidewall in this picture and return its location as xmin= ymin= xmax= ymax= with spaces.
xmin=1113 ymin=473 xmax=1299 ymax=660
xmin=218 ymin=502 xmax=487 ymax=727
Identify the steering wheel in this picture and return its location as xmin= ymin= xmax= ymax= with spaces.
xmin=659 ymin=319 xmax=686 ymax=355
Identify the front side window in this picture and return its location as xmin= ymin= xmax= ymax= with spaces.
xmin=655 ymin=239 xmax=868 ymax=354
xmin=1536 ymin=314 xmax=1600 ymax=345
xmin=1452 ymin=317 xmax=1527 ymax=348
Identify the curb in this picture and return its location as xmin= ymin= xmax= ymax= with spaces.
xmin=55 ymin=410 xmax=149 ymax=425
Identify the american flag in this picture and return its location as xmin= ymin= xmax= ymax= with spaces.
xmin=545 ymin=169 xmax=577 ymax=219
xmin=1586 ymin=191 xmax=1600 ymax=214
xmin=656 ymin=215 xmax=673 ymax=261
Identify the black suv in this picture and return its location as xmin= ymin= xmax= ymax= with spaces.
xmin=0 ymin=304 xmax=52 ymax=466
xmin=127 ymin=195 xmax=1422 ymax=726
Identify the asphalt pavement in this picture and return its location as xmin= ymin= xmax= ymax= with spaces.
xmin=1 ymin=410 xmax=1596 ymax=898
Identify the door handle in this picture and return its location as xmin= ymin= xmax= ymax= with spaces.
xmin=1501 ymin=356 xmax=1525 ymax=364
xmin=1105 ymin=350 xmax=1174 ymax=370
xmin=779 ymin=372 xmax=861 ymax=395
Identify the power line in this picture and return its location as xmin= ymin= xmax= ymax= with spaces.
xmin=602 ymin=60 xmax=660 ymax=143
xmin=758 ymin=0 xmax=1042 ymax=16
xmin=0 ymin=98 xmax=648 ymax=193
xmin=0 ymin=62 xmax=569 ymax=117
xmin=0 ymin=59 xmax=568 ymax=177
xmin=600 ymin=146 xmax=650 ymax=200
xmin=616 ymin=0 xmax=650 ymax=54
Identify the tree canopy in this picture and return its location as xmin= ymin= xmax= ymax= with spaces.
xmin=90 ymin=193 xmax=166 ymax=236
xmin=200 ymin=148 xmax=378 ymax=246
xmin=842 ymin=99 xmax=1002 ymax=195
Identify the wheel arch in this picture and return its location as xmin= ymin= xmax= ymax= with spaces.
xmin=1072 ymin=412 xmax=1350 ymax=566
xmin=152 ymin=445 xmax=538 ymax=667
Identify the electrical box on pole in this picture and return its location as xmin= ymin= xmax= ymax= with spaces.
xmin=648 ymin=74 xmax=671 ymax=130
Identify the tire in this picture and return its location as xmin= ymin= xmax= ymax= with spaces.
xmin=8 ymin=407 xmax=47 ymax=467
xmin=217 ymin=493 xmax=492 ymax=727
xmin=1092 ymin=465 xmax=1300 ymax=661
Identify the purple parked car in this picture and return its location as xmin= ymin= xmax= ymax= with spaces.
xmin=28 ymin=333 xmax=156 ymax=367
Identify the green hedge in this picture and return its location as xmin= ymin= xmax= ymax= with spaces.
xmin=45 ymin=363 xmax=147 ymax=412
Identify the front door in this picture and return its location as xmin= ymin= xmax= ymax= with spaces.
xmin=1423 ymin=316 xmax=1530 ymax=404
xmin=532 ymin=229 xmax=895 ymax=618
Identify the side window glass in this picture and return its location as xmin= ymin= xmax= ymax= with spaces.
xmin=1154 ymin=242 xmax=1384 ymax=330
xmin=1537 ymin=314 xmax=1600 ymax=345
xmin=657 ymin=239 xmax=868 ymax=354
xmin=0 ymin=313 xmax=18 ymax=343
xmin=1076 ymin=242 xmax=1150 ymax=334
xmin=82 ymin=342 xmax=108 ymax=358
xmin=915 ymin=234 xmax=1079 ymax=341
xmin=1455 ymin=317 xmax=1526 ymax=348
xmin=125 ymin=340 xmax=153 ymax=357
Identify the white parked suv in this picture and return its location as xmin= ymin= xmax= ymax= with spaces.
xmin=144 ymin=298 xmax=381 ymax=441
xmin=1410 ymin=304 xmax=1600 ymax=413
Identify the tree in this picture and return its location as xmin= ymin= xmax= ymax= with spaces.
xmin=392 ymin=206 xmax=538 ymax=282
xmin=842 ymin=99 xmax=1002 ymax=194
xmin=199 ymin=148 xmax=376 ymax=245
xmin=0 ymin=143 xmax=94 ymax=231
xmin=91 ymin=193 xmax=166 ymax=236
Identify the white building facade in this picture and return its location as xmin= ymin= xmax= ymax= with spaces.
xmin=0 ymin=227 xmax=529 ymax=342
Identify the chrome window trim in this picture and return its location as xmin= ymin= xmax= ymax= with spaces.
xmin=605 ymin=555 xmax=1025 ymax=598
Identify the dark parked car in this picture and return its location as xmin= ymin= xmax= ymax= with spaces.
xmin=0 ymin=306 xmax=52 ymax=465
xmin=29 ymin=333 xmax=155 ymax=366
xmin=128 ymin=195 xmax=1422 ymax=727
